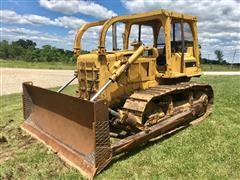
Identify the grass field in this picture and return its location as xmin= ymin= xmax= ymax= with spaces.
xmin=0 ymin=76 xmax=240 ymax=179
xmin=1 ymin=59 xmax=240 ymax=71
xmin=201 ymin=64 xmax=240 ymax=71
xmin=0 ymin=59 xmax=75 ymax=70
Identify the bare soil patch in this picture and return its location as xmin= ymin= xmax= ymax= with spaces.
xmin=1 ymin=68 xmax=77 ymax=95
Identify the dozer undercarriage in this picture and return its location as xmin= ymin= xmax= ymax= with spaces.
xmin=22 ymin=81 xmax=213 ymax=178
xmin=22 ymin=9 xmax=214 ymax=179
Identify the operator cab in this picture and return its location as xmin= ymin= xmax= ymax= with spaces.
xmin=126 ymin=20 xmax=196 ymax=74
xmin=75 ymin=10 xmax=201 ymax=79
xmin=104 ymin=17 xmax=197 ymax=75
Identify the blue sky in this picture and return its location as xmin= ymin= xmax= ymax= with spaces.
xmin=1 ymin=0 xmax=239 ymax=62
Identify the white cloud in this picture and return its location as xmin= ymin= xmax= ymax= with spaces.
xmin=1 ymin=10 xmax=52 ymax=25
xmin=121 ymin=0 xmax=240 ymax=62
xmin=0 ymin=27 xmax=40 ymax=36
xmin=0 ymin=27 xmax=74 ymax=49
xmin=39 ymin=0 xmax=117 ymax=19
xmin=54 ymin=16 xmax=86 ymax=29
xmin=0 ymin=26 xmax=105 ymax=51
xmin=0 ymin=10 xmax=86 ymax=29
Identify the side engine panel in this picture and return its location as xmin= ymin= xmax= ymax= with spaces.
xmin=77 ymin=50 xmax=158 ymax=107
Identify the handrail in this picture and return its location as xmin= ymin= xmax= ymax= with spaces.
xmin=73 ymin=20 xmax=107 ymax=56
xmin=74 ymin=10 xmax=197 ymax=56
xmin=98 ymin=10 xmax=197 ymax=55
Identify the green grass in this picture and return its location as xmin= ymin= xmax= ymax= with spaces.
xmin=1 ymin=76 xmax=240 ymax=179
xmin=0 ymin=59 xmax=75 ymax=70
xmin=1 ymin=59 xmax=240 ymax=72
xmin=201 ymin=64 xmax=240 ymax=71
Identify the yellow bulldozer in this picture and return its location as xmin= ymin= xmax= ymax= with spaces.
xmin=22 ymin=10 xmax=213 ymax=178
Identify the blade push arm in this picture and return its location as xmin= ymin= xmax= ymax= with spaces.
xmin=90 ymin=45 xmax=145 ymax=101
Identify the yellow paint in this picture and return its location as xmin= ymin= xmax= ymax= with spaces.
xmin=74 ymin=9 xmax=202 ymax=106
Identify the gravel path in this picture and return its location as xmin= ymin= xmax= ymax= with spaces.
xmin=1 ymin=68 xmax=239 ymax=96
xmin=1 ymin=68 xmax=77 ymax=95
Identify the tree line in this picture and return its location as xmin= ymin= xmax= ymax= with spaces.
xmin=1 ymin=39 xmax=237 ymax=65
xmin=201 ymin=50 xmax=228 ymax=65
xmin=0 ymin=39 xmax=88 ymax=63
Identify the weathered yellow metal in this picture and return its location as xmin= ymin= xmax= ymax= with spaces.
xmin=22 ymin=9 xmax=214 ymax=179
xmin=75 ymin=9 xmax=201 ymax=104
xmin=73 ymin=20 xmax=107 ymax=56
xmin=97 ymin=9 xmax=197 ymax=52
xmin=110 ymin=45 xmax=146 ymax=82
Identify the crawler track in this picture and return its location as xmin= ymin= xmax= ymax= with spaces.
xmin=111 ymin=82 xmax=214 ymax=155
xmin=122 ymin=82 xmax=214 ymax=125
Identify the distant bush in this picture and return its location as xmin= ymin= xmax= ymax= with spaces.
xmin=201 ymin=58 xmax=228 ymax=65
xmin=0 ymin=39 xmax=89 ymax=63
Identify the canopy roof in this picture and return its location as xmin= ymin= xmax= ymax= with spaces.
xmin=74 ymin=9 xmax=197 ymax=55
xmin=112 ymin=9 xmax=197 ymax=23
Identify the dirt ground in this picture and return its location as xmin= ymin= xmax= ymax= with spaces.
xmin=0 ymin=68 xmax=78 ymax=95
xmin=1 ymin=68 xmax=239 ymax=96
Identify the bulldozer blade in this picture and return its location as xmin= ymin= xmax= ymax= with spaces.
xmin=21 ymin=82 xmax=112 ymax=179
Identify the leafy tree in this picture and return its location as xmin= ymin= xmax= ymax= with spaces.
xmin=0 ymin=39 xmax=80 ymax=62
xmin=40 ymin=45 xmax=52 ymax=61
xmin=25 ymin=49 xmax=40 ymax=62
xmin=214 ymin=50 xmax=224 ymax=63
xmin=11 ymin=41 xmax=25 ymax=59
xmin=15 ymin=39 xmax=36 ymax=49
xmin=0 ymin=40 xmax=11 ymax=59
